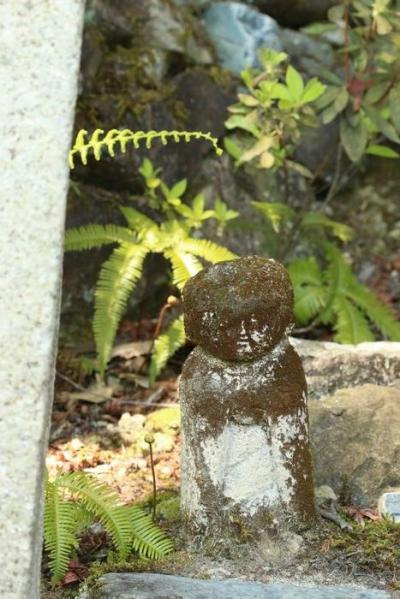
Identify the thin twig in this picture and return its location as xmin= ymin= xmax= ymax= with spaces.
xmin=120 ymin=400 xmax=179 ymax=408
xmin=56 ymin=370 xmax=86 ymax=391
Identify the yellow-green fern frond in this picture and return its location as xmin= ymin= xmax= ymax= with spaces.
xmin=180 ymin=238 xmax=237 ymax=264
xmin=148 ymin=316 xmax=185 ymax=384
xmin=129 ymin=505 xmax=174 ymax=559
xmin=64 ymin=224 xmax=135 ymax=251
xmin=120 ymin=206 xmax=157 ymax=233
xmin=94 ymin=244 xmax=148 ymax=373
xmin=165 ymin=249 xmax=203 ymax=289
xmin=69 ymin=128 xmax=223 ymax=169
xmin=43 ymin=480 xmax=79 ymax=584
xmin=252 ymin=201 xmax=295 ymax=232
xmin=59 ymin=472 xmax=132 ymax=559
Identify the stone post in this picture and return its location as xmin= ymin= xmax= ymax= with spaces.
xmin=180 ymin=256 xmax=315 ymax=537
xmin=0 ymin=2 xmax=84 ymax=598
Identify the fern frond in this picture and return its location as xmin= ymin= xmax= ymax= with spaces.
xmin=288 ymin=257 xmax=323 ymax=287
xmin=94 ymin=244 xmax=148 ymax=373
xmin=293 ymin=285 xmax=327 ymax=324
xmin=252 ymin=201 xmax=295 ymax=232
xmin=165 ymin=249 xmax=203 ymax=289
xmin=59 ymin=472 xmax=132 ymax=559
xmin=179 ymin=238 xmax=237 ymax=264
xmin=43 ymin=480 xmax=79 ymax=584
xmin=333 ymin=295 xmax=375 ymax=344
xmin=129 ymin=505 xmax=174 ymax=559
xmin=64 ymin=224 xmax=134 ymax=251
xmin=288 ymin=258 xmax=327 ymax=324
xmin=320 ymin=244 xmax=353 ymax=324
xmin=148 ymin=316 xmax=185 ymax=384
xmin=300 ymin=212 xmax=353 ymax=242
xmin=69 ymin=128 xmax=223 ymax=168
xmin=347 ymin=283 xmax=400 ymax=341
xmin=120 ymin=206 xmax=157 ymax=234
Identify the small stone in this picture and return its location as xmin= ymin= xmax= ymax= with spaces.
xmin=378 ymin=490 xmax=400 ymax=523
xmin=118 ymin=413 xmax=146 ymax=445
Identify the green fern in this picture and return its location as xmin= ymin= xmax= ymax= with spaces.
xmin=69 ymin=128 xmax=223 ymax=168
xmin=288 ymin=246 xmax=400 ymax=343
xmin=65 ymin=157 xmax=237 ymax=379
xmin=129 ymin=505 xmax=174 ymax=559
xmin=64 ymin=224 xmax=135 ymax=251
xmin=287 ymin=257 xmax=326 ymax=324
xmin=43 ymin=471 xmax=174 ymax=584
xmin=43 ymin=479 xmax=80 ymax=584
xmin=148 ymin=316 xmax=186 ymax=385
xmin=58 ymin=472 xmax=132 ymax=559
xmin=93 ymin=244 xmax=148 ymax=374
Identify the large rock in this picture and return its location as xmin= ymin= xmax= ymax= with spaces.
xmin=203 ymin=2 xmax=282 ymax=74
xmin=98 ymin=573 xmax=390 ymax=598
xmin=290 ymin=339 xmax=400 ymax=400
xmin=86 ymin=0 xmax=212 ymax=63
xmin=310 ymin=385 xmax=400 ymax=506
xmin=0 ymin=2 xmax=84 ymax=598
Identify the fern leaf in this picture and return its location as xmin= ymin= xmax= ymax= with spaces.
xmin=333 ymin=295 xmax=375 ymax=344
xmin=120 ymin=206 xmax=157 ymax=234
xmin=288 ymin=257 xmax=323 ymax=287
xmin=148 ymin=316 xmax=185 ymax=384
xmin=43 ymin=480 xmax=79 ymax=584
xmin=165 ymin=249 xmax=203 ymax=289
xmin=129 ymin=505 xmax=174 ymax=559
xmin=179 ymin=239 xmax=237 ymax=264
xmin=293 ymin=285 xmax=327 ymax=325
xmin=59 ymin=473 xmax=132 ymax=559
xmin=347 ymin=283 xmax=400 ymax=341
xmin=69 ymin=128 xmax=223 ymax=168
xmin=94 ymin=244 xmax=148 ymax=373
xmin=252 ymin=201 xmax=295 ymax=232
xmin=288 ymin=258 xmax=327 ymax=324
xmin=320 ymin=244 xmax=353 ymax=324
xmin=300 ymin=212 xmax=353 ymax=242
xmin=64 ymin=224 xmax=134 ymax=251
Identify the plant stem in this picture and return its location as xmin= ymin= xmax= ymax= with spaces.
xmin=148 ymin=441 xmax=157 ymax=520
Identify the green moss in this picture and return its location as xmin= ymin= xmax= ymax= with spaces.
xmin=146 ymin=406 xmax=181 ymax=433
xmin=207 ymin=65 xmax=235 ymax=91
xmin=327 ymin=518 xmax=400 ymax=585
xmin=156 ymin=496 xmax=181 ymax=523
xmin=86 ymin=552 xmax=190 ymax=598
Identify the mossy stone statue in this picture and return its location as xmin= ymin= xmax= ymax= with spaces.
xmin=180 ymin=256 xmax=316 ymax=537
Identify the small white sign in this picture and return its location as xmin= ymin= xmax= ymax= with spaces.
xmin=378 ymin=491 xmax=400 ymax=523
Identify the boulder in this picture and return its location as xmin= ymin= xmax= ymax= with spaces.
xmin=309 ymin=384 xmax=400 ymax=506
xmin=280 ymin=28 xmax=335 ymax=79
xmin=85 ymin=0 xmax=213 ymax=63
xmin=290 ymin=339 xmax=400 ymax=400
xmin=203 ymin=2 xmax=282 ymax=74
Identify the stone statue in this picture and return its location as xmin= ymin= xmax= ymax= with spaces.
xmin=179 ymin=256 xmax=315 ymax=537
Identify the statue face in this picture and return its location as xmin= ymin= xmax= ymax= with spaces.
xmin=183 ymin=256 xmax=294 ymax=361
